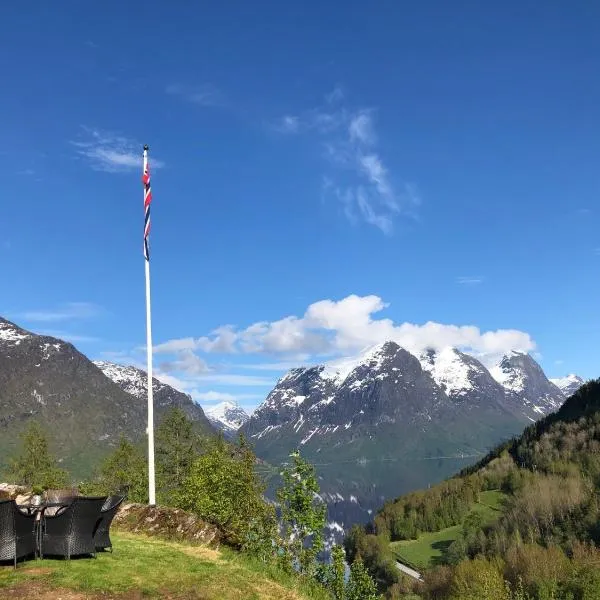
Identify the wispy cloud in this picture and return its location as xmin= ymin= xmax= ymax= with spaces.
xmin=16 ymin=169 xmax=35 ymax=176
xmin=166 ymin=83 xmax=225 ymax=107
xmin=19 ymin=302 xmax=104 ymax=323
xmin=274 ymin=115 xmax=301 ymax=134
xmin=72 ymin=127 xmax=165 ymax=173
xmin=191 ymin=390 xmax=262 ymax=404
xmin=239 ymin=361 xmax=308 ymax=371
xmin=194 ymin=373 xmax=274 ymax=386
xmin=273 ymin=90 xmax=419 ymax=234
xmin=456 ymin=276 xmax=484 ymax=285
xmin=38 ymin=330 xmax=100 ymax=343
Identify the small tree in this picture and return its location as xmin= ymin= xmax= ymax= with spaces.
xmin=8 ymin=422 xmax=67 ymax=489
xmin=177 ymin=436 xmax=276 ymax=550
xmin=346 ymin=556 xmax=380 ymax=600
xmin=329 ymin=544 xmax=347 ymax=599
xmin=277 ymin=450 xmax=326 ymax=577
xmin=94 ymin=438 xmax=148 ymax=503
xmin=155 ymin=408 xmax=199 ymax=503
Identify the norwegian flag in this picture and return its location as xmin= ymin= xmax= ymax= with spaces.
xmin=143 ymin=146 xmax=152 ymax=261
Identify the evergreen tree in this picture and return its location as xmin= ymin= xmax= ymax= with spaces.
xmin=346 ymin=556 xmax=380 ymax=600
xmin=155 ymin=408 xmax=199 ymax=502
xmin=7 ymin=421 xmax=67 ymax=489
xmin=96 ymin=438 xmax=148 ymax=503
xmin=277 ymin=449 xmax=326 ymax=577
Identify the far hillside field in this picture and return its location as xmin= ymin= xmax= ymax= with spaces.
xmin=390 ymin=490 xmax=507 ymax=570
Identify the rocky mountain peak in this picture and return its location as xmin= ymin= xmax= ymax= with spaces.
xmin=94 ymin=360 xmax=214 ymax=435
xmin=490 ymin=351 xmax=564 ymax=417
xmin=550 ymin=374 xmax=585 ymax=398
xmin=205 ymin=401 xmax=250 ymax=436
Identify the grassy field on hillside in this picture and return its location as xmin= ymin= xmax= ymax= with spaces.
xmin=0 ymin=532 xmax=329 ymax=600
xmin=390 ymin=490 xmax=507 ymax=570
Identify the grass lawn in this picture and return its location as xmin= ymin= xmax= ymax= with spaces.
xmin=390 ymin=490 xmax=507 ymax=570
xmin=0 ymin=532 xmax=329 ymax=600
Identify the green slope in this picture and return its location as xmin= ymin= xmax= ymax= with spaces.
xmin=390 ymin=490 xmax=507 ymax=569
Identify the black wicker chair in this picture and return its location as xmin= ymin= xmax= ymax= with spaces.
xmin=94 ymin=495 xmax=126 ymax=552
xmin=40 ymin=496 xmax=106 ymax=560
xmin=0 ymin=499 xmax=37 ymax=568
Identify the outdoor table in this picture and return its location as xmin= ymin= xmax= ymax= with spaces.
xmin=17 ymin=501 xmax=72 ymax=557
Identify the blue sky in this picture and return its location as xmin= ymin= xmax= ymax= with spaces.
xmin=2 ymin=1 xmax=600 ymax=412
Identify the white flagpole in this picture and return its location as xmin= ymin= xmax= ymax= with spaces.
xmin=143 ymin=144 xmax=156 ymax=506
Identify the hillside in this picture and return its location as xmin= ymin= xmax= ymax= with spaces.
xmin=242 ymin=342 xmax=577 ymax=528
xmin=346 ymin=379 xmax=600 ymax=599
xmin=0 ymin=318 xmax=214 ymax=479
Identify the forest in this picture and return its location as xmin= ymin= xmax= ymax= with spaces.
xmin=345 ymin=379 xmax=600 ymax=599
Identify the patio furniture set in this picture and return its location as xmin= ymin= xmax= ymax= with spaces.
xmin=0 ymin=491 xmax=125 ymax=568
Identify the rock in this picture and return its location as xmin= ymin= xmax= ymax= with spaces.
xmin=114 ymin=503 xmax=222 ymax=547
xmin=0 ymin=483 xmax=28 ymax=500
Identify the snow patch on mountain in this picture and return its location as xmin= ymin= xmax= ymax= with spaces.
xmin=205 ymin=401 xmax=249 ymax=434
xmin=489 ymin=352 xmax=527 ymax=392
xmin=0 ymin=320 xmax=30 ymax=345
xmin=320 ymin=342 xmax=396 ymax=384
xmin=550 ymin=374 xmax=584 ymax=397
xmin=419 ymin=347 xmax=479 ymax=396
xmin=94 ymin=361 xmax=169 ymax=397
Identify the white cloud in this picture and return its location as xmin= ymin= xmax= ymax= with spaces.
xmin=72 ymin=127 xmax=165 ymax=173
xmin=166 ymin=83 xmax=224 ymax=107
xmin=456 ymin=276 xmax=484 ymax=285
xmin=154 ymin=294 xmax=536 ymax=366
xmin=159 ymin=349 xmax=210 ymax=375
xmin=19 ymin=302 xmax=103 ymax=323
xmin=273 ymin=95 xmax=418 ymax=234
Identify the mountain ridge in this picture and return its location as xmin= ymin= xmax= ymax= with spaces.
xmin=241 ymin=340 xmax=581 ymax=528
xmin=0 ymin=317 xmax=214 ymax=478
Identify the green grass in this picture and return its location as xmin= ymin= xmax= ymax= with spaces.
xmin=0 ymin=532 xmax=329 ymax=599
xmin=390 ymin=490 xmax=507 ymax=570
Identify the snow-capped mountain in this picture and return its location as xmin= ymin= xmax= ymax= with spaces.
xmin=94 ymin=361 xmax=215 ymax=435
xmin=0 ymin=317 xmax=214 ymax=478
xmin=205 ymin=401 xmax=250 ymax=436
xmin=242 ymin=341 xmax=580 ymax=530
xmin=550 ymin=374 xmax=585 ymax=398
xmin=489 ymin=351 xmax=564 ymax=420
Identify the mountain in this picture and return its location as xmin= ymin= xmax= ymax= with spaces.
xmin=93 ymin=361 xmax=215 ymax=435
xmin=489 ymin=351 xmax=565 ymax=420
xmin=242 ymin=342 xmax=575 ymax=530
xmin=0 ymin=317 xmax=214 ymax=478
xmin=205 ymin=401 xmax=250 ymax=437
xmin=550 ymin=373 xmax=585 ymax=398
